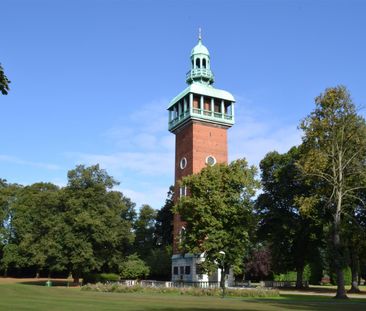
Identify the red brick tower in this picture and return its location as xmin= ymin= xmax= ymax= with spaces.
xmin=168 ymin=34 xmax=235 ymax=282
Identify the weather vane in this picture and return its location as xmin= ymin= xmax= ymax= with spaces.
xmin=198 ymin=27 xmax=202 ymax=40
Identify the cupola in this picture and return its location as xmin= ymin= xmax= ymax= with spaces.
xmin=186 ymin=30 xmax=214 ymax=85
xmin=168 ymin=31 xmax=235 ymax=133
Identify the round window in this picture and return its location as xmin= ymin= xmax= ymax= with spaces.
xmin=180 ymin=157 xmax=187 ymax=169
xmin=206 ymin=155 xmax=216 ymax=166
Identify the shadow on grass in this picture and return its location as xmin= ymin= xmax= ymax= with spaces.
xmin=281 ymin=286 xmax=366 ymax=295
xmin=124 ymin=299 xmax=366 ymax=311
xmin=19 ymin=280 xmax=78 ymax=287
xmin=248 ymin=297 xmax=366 ymax=311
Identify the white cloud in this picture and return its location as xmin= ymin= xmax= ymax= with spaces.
xmin=115 ymin=186 xmax=169 ymax=210
xmin=0 ymin=154 xmax=60 ymax=170
xmin=102 ymin=98 xmax=173 ymax=153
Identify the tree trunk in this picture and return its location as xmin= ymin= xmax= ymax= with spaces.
xmin=73 ymin=271 xmax=80 ymax=285
xmin=333 ymin=207 xmax=348 ymax=299
xmin=295 ymin=266 xmax=304 ymax=289
xmin=348 ymin=252 xmax=360 ymax=293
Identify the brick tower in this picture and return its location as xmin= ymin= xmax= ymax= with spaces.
xmin=168 ymin=33 xmax=235 ymax=283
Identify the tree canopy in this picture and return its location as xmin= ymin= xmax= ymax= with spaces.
xmin=62 ymin=165 xmax=135 ymax=281
xmin=256 ymin=147 xmax=322 ymax=288
xmin=175 ymin=159 xmax=259 ymax=276
xmin=298 ymin=85 xmax=366 ymax=298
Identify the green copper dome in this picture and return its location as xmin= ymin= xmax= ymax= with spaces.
xmin=187 ymin=34 xmax=214 ymax=85
xmin=191 ymin=38 xmax=210 ymax=56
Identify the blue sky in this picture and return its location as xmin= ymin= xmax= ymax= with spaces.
xmin=1 ymin=0 xmax=365 ymax=209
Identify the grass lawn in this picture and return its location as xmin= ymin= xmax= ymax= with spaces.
xmin=0 ymin=283 xmax=366 ymax=311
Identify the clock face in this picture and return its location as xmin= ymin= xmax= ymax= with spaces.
xmin=180 ymin=157 xmax=187 ymax=169
xmin=206 ymin=155 xmax=216 ymax=166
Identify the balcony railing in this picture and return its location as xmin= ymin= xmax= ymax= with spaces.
xmin=186 ymin=68 xmax=214 ymax=82
xmin=169 ymin=107 xmax=233 ymax=129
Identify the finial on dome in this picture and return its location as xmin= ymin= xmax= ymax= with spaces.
xmin=198 ymin=27 xmax=202 ymax=41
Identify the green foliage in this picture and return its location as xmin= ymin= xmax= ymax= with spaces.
xmin=145 ymin=246 xmax=172 ymax=280
xmin=3 ymin=183 xmax=66 ymax=273
xmin=0 ymin=63 xmax=11 ymax=95
xmin=134 ymin=204 xmax=156 ymax=258
xmin=303 ymin=264 xmax=311 ymax=281
xmin=331 ymin=267 xmax=352 ymax=286
xmin=81 ymin=283 xmax=280 ymax=297
xmin=298 ymin=86 xmax=366 ymax=297
xmin=154 ymin=186 xmax=174 ymax=247
xmin=175 ymin=159 xmax=259 ymax=274
xmin=274 ymin=271 xmax=297 ymax=282
xmin=256 ymin=147 xmax=322 ymax=286
xmin=83 ymin=273 xmax=120 ymax=284
xmin=120 ymin=254 xmax=150 ymax=279
xmin=62 ymin=164 xmax=135 ymax=280
xmin=274 ymin=265 xmax=311 ymax=282
xmin=0 ymin=165 xmax=135 ymax=280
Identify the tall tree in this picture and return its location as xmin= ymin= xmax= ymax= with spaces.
xmin=0 ymin=64 xmax=11 ymax=95
xmin=256 ymin=147 xmax=322 ymax=288
xmin=298 ymin=86 xmax=366 ymax=298
xmin=0 ymin=180 xmax=22 ymax=276
xmin=143 ymin=187 xmax=174 ymax=280
xmin=133 ymin=204 xmax=156 ymax=258
xmin=345 ymin=196 xmax=366 ymax=293
xmin=154 ymin=186 xmax=174 ymax=247
xmin=175 ymin=159 xmax=259 ymax=286
xmin=62 ymin=164 xmax=135 ymax=282
xmin=8 ymin=183 xmax=65 ymax=276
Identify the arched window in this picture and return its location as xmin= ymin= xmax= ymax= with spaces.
xmin=196 ymin=58 xmax=200 ymax=68
xmin=202 ymin=58 xmax=206 ymax=68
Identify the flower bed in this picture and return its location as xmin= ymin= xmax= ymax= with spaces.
xmin=81 ymin=283 xmax=280 ymax=297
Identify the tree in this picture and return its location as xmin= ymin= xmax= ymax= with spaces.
xmin=154 ymin=186 xmax=174 ymax=247
xmin=344 ymin=195 xmax=366 ymax=293
xmin=0 ymin=180 xmax=22 ymax=275
xmin=141 ymin=187 xmax=174 ymax=280
xmin=120 ymin=254 xmax=150 ymax=279
xmin=8 ymin=183 xmax=65 ymax=276
xmin=0 ymin=63 xmax=11 ymax=95
xmin=256 ymin=147 xmax=322 ymax=288
xmin=244 ymin=244 xmax=272 ymax=281
xmin=145 ymin=246 xmax=172 ymax=280
xmin=298 ymin=86 xmax=366 ymax=298
xmin=175 ymin=159 xmax=259 ymax=287
xmin=61 ymin=164 xmax=135 ymax=282
xmin=133 ymin=204 xmax=156 ymax=258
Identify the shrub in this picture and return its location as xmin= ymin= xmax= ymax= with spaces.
xmin=120 ymin=254 xmax=150 ymax=279
xmin=83 ymin=273 xmax=120 ymax=284
xmin=100 ymin=273 xmax=120 ymax=282
xmin=274 ymin=271 xmax=297 ymax=281
xmin=81 ymin=283 xmax=280 ymax=297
